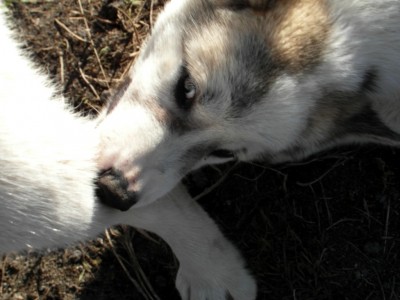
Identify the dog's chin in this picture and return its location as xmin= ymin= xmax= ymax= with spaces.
xmin=131 ymin=185 xmax=176 ymax=208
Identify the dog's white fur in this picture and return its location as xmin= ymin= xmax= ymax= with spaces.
xmin=0 ymin=6 xmax=101 ymax=250
xmin=0 ymin=6 xmax=255 ymax=299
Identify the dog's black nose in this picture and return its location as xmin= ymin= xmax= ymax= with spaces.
xmin=95 ymin=168 xmax=138 ymax=211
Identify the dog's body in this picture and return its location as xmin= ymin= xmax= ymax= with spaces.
xmin=2 ymin=0 xmax=400 ymax=299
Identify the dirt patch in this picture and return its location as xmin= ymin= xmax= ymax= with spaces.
xmin=1 ymin=1 xmax=400 ymax=300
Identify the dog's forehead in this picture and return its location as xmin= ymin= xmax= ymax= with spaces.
xmin=144 ymin=0 xmax=330 ymax=75
xmin=183 ymin=0 xmax=330 ymax=72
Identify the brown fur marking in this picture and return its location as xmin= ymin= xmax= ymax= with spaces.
xmin=208 ymin=0 xmax=330 ymax=73
xmin=264 ymin=0 xmax=330 ymax=72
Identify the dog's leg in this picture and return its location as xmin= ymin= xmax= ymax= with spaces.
xmin=122 ymin=184 xmax=257 ymax=300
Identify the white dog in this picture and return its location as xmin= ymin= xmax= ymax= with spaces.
xmin=0 ymin=6 xmax=99 ymax=250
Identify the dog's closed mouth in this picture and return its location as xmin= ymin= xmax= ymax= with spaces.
xmin=95 ymin=168 xmax=137 ymax=211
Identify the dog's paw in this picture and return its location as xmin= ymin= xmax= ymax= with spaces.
xmin=175 ymin=262 xmax=257 ymax=300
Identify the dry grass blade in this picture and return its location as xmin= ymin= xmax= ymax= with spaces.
xmin=194 ymin=161 xmax=240 ymax=201
xmin=105 ymin=229 xmax=160 ymax=300
xmin=79 ymin=67 xmax=101 ymax=100
xmin=77 ymin=0 xmax=110 ymax=90
xmin=149 ymin=0 xmax=155 ymax=29
xmin=120 ymin=230 xmax=161 ymax=300
xmin=54 ymin=18 xmax=87 ymax=42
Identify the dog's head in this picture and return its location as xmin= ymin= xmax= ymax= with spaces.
xmin=96 ymin=0 xmax=332 ymax=209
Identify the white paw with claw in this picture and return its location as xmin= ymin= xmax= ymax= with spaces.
xmin=175 ymin=257 xmax=257 ymax=300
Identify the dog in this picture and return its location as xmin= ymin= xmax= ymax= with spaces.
xmin=0 ymin=5 xmax=255 ymax=300
xmin=95 ymin=0 xmax=400 ymax=298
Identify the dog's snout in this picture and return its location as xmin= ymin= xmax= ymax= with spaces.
xmin=95 ymin=168 xmax=137 ymax=211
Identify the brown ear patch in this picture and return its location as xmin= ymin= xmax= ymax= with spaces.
xmin=214 ymin=0 xmax=331 ymax=72
xmin=265 ymin=0 xmax=330 ymax=72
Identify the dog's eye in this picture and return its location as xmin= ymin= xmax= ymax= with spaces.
xmin=184 ymin=78 xmax=196 ymax=100
xmin=209 ymin=149 xmax=235 ymax=159
xmin=175 ymin=68 xmax=197 ymax=110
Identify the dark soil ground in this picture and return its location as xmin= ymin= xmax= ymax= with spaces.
xmin=1 ymin=1 xmax=400 ymax=300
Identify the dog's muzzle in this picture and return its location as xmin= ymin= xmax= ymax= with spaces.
xmin=95 ymin=168 xmax=138 ymax=211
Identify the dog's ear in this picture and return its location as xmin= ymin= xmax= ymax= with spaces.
xmin=214 ymin=0 xmax=276 ymax=11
